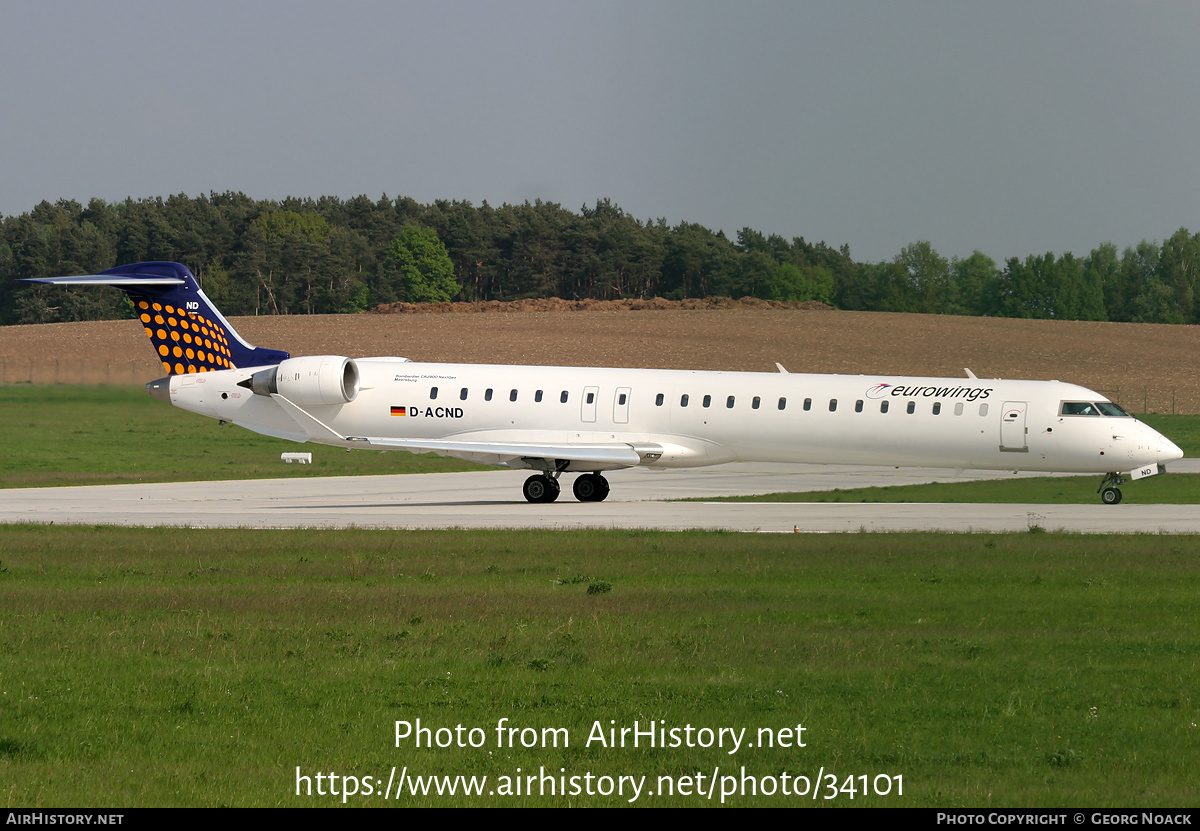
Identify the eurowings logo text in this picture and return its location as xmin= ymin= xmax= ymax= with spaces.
xmin=865 ymin=382 xmax=994 ymax=402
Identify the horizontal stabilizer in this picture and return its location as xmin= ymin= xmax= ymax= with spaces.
xmin=24 ymin=274 xmax=186 ymax=287
xmin=25 ymin=261 xmax=289 ymax=371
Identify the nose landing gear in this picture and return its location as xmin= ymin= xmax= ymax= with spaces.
xmin=1098 ymin=472 xmax=1125 ymax=505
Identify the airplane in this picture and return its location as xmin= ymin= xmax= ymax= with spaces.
xmin=26 ymin=261 xmax=1184 ymax=505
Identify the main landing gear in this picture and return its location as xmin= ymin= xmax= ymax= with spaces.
xmin=1097 ymin=472 xmax=1125 ymax=505
xmin=522 ymin=472 xmax=611 ymax=503
xmin=572 ymin=472 xmax=611 ymax=502
xmin=522 ymin=474 xmax=560 ymax=503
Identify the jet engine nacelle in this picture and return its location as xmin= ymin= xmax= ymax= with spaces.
xmin=243 ymin=356 xmax=360 ymax=405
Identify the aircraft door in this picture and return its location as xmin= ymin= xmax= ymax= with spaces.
xmin=581 ymin=386 xmax=599 ymax=423
xmin=613 ymin=387 xmax=631 ymax=424
xmin=1000 ymin=401 xmax=1028 ymax=452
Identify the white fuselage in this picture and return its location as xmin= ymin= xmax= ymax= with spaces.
xmin=164 ymin=360 xmax=1182 ymax=476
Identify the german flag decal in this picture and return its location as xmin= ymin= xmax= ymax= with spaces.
xmin=390 ymin=406 xmax=406 ymax=416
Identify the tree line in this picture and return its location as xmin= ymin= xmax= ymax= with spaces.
xmin=2 ymin=192 xmax=1197 ymax=326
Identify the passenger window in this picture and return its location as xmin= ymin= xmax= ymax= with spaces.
xmin=485 ymin=388 xmax=493 ymax=401
xmin=510 ymin=389 xmax=518 ymax=402
xmin=778 ymin=397 xmax=786 ymax=410
xmin=933 ymin=402 xmax=941 ymax=415
xmin=587 ymin=392 xmax=595 ymax=404
xmin=681 ymin=394 xmax=690 ymax=407
xmin=430 ymin=386 xmax=438 ymax=400
xmin=855 ymin=399 xmax=863 ymax=412
xmin=954 ymin=402 xmax=963 ymax=416
xmin=979 ymin=403 xmax=989 ymax=416
xmin=881 ymin=400 xmax=889 ymax=413
xmin=752 ymin=396 xmax=761 ymax=410
xmin=803 ymin=398 xmax=812 ymax=411
xmin=535 ymin=390 xmax=543 ymax=402
xmin=703 ymin=395 xmax=711 ymax=408
xmin=460 ymin=387 xmax=468 ymax=401
xmin=726 ymin=396 xmax=735 ymax=409
xmin=829 ymin=399 xmax=837 ymax=412
xmin=560 ymin=391 xmax=568 ymax=403
xmin=906 ymin=401 xmax=915 ymax=414
xmin=654 ymin=393 xmax=662 ymax=406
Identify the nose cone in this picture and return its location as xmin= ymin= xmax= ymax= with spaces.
xmin=145 ymin=376 xmax=172 ymax=404
xmin=1158 ymin=435 xmax=1184 ymax=464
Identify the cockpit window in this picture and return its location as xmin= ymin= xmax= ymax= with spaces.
xmin=1061 ymin=401 xmax=1132 ymax=417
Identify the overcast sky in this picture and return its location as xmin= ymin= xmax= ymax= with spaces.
xmin=2 ymin=1 xmax=1197 ymax=264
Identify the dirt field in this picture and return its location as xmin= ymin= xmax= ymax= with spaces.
xmin=2 ymin=307 xmax=1198 ymax=412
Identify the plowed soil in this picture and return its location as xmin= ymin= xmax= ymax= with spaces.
xmin=3 ymin=303 xmax=1198 ymax=412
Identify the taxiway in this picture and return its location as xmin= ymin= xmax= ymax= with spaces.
xmin=3 ymin=462 xmax=1198 ymax=533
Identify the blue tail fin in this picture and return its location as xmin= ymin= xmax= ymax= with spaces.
xmin=24 ymin=261 xmax=290 ymax=374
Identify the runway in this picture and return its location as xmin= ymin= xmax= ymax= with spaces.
xmin=4 ymin=461 xmax=1199 ymax=533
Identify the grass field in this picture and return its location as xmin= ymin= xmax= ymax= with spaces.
xmin=1 ymin=526 xmax=1198 ymax=807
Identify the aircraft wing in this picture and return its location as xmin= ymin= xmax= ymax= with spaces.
xmin=350 ymin=436 xmax=643 ymax=466
xmin=269 ymin=394 xmax=645 ymax=467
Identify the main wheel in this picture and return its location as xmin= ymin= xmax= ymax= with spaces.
xmin=1101 ymin=486 xmax=1122 ymax=505
xmin=573 ymin=473 xmax=611 ymax=502
xmin=523 ymin=474 xmax=560 ymax=503
xmin=593 ymin=475 xmax=610 ymax=501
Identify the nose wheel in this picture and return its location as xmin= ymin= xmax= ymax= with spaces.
xmin=1097 ymin=472 xmax=1125 ymax=505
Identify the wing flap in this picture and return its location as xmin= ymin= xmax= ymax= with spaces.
xmin=356 ymin=436 xmax=643 ymax=466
